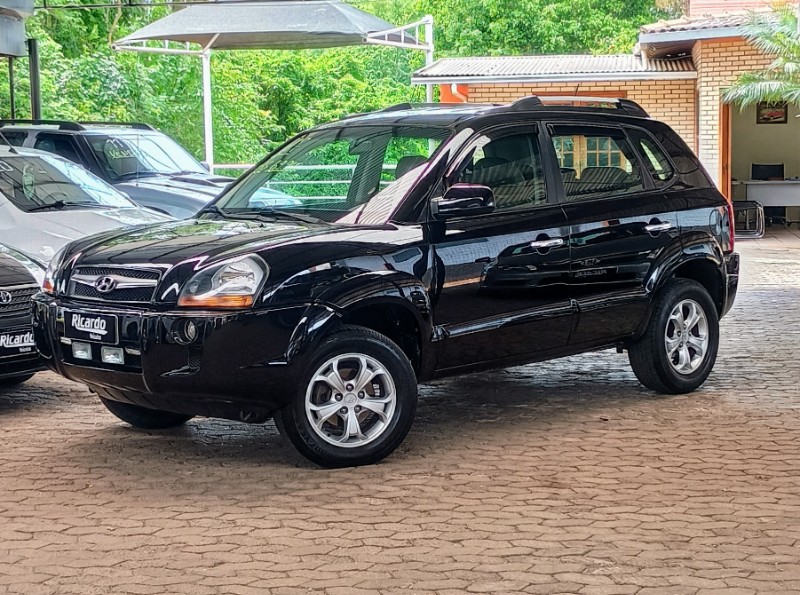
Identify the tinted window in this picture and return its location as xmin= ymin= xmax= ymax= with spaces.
xmin=629 ymin=129 xmax=674 ymax=184
xmin=551 ymin=126 xmax=644 ymax=201
xmin=0 ymin=131 xmax=27 ymax=147
xmin=86 ymin=132 xmax=205 ymax=181
xmin=216 ymin=125 xmax=450 ymax=224
xmin=0 ymin=154 xmax=136 ymax=212
xmin=33 ymin=133 xmax=82 ymax=164
xmin=456 ymin=132 xmax=546 ymax=210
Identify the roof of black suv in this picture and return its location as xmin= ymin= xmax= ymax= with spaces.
xmin=321 ymin=96 xmax=652 ymax=130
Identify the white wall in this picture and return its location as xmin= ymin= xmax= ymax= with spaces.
xmin=732 ymin=103 xmax=800 ymax=181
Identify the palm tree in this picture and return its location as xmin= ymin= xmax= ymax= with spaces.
xmin=722 ymin=3 xmax=800 ymax=107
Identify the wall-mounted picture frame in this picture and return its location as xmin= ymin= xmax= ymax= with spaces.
xmin=757 ymin=101 xmax=788 ymax=124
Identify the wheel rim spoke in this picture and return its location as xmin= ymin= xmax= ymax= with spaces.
xmin=352 ymin=356 xmax=382 ymax=394
xmin=340 ymin=409 xmax=366 ymax=443
xmin=666 ymin=335 xmax=681 ymax=356
xmin=309 ymin=401 xmax=343 ymax=429
xmin=358 ymin=397 xmax=391 ymax=422
xmin=687 ymin=335 xmax=706 ymax=358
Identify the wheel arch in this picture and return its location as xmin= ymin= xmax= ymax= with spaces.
xmin=285 ymin=272 xmax=435 ymax=380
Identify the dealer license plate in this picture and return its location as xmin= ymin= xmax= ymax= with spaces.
xmin=0 ymin=328 xmax=36 ymax=358
xmin=64 ymin=310 xmax=119 ymax=345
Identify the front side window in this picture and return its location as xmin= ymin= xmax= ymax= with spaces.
xmin=551 ymin=126 xmax=644 ymax=200
xmin=454 ymin=131 xmax=546 ymax=210
xmin=215 ymin=125 xmax=450 ymax=224
xmin=0 ymin=155 xmax=136 ymax=212
xmin=87 ymin=132 xmax=206 ymax=182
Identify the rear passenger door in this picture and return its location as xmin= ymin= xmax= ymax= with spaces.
xmin=548 ymin=123 xmax=681 ymax=344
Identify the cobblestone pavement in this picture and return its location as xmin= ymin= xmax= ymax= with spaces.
xmin=2 ymin=236 xmax=800 ymax=595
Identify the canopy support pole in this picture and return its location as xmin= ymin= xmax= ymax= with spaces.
xmin=201 ymin=50 xmax=214 ymax=168
xmin=424 ymin=16 xmax=434 ymax=103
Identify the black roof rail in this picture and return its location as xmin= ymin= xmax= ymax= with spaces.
xmin=507 ymin=95 xmax=650 ymax=117
xmin=508 ymin=96 xmax=545 ymax=111
xmin=79 ymin=121 xmax=156 ymax=131
xmin=0 ymin=119 xmax=85 ymax=131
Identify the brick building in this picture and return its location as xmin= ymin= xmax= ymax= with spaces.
xmin=412 ymin=0 xmax=794 ymax=202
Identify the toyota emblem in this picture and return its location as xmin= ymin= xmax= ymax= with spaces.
xmin=94 ymin=276 xmax=117 ymax=294
xmin=0 ymin=290 xmax=11 ymax=305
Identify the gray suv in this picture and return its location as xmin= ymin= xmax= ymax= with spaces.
xmin=0 ymin=120 xmax=233 ymax=219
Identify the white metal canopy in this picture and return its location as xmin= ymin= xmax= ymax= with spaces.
xmin=113 ymin=0 xmax=434 ymax=169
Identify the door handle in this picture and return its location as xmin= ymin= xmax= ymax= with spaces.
xmin=529 ymin=238 xmax=565 ymax=249
xmin=644 ymin=222 xmax=675 ymax=233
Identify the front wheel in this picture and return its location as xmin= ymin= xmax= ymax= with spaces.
xmin=100 ymin=397 xmax=194 ymax=429
xmin=629 ymin=279 xmax=720 ymax=394
xmin=277 ymin=325 xmax=418 ymax=468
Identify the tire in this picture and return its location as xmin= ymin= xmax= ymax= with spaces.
xmin=277 ymin=325 xmax=418 ymax=468
xmin=629 ymin=279 xmax=720 ymax=394
xmin=0 ymin=374 xmax=34 ymax=388
xmin=100 ymin=397 xmax=194 ymax=429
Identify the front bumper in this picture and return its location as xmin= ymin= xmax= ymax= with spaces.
xmin=32 ymin=294 xmax=329 ymax=422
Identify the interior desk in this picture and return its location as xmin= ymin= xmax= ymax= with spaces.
xmin=740 ymin=180 xmax=800 ymax=207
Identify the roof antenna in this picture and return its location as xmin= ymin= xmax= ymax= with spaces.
xmin=0 ymin=130 xmax=19 ymax=154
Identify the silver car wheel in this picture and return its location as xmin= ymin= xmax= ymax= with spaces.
xmin=665 ymin=298 xmax=709 ymax=375
xmin=304 ymin=352 xmax=397 ymax=448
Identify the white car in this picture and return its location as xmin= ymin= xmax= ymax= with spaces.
xmin=0 ymin=145 xmax=170 ymax=264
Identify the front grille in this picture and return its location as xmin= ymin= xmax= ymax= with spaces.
xmin=67 ymin=267 xmax=161 ymax=304
xmin=0 ymin=285 xmax=37 ymax=319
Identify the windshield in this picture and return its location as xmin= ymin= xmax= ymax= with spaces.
xmin=0 ymin=154 xmax=138 ymax=212
xmin=87 ymin=132 xmax=206 ymax=181
xmin=213 ymin=125 xmax=451 ymax=224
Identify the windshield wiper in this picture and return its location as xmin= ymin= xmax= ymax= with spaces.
xmin=115 ymin=171 xmax=161 ymax=182
xmin=225 ymin=208 xmax=327 ymax=225
xmin=27 ymin=200 xmax=112 ymax=212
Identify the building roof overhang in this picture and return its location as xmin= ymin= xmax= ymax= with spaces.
xmin=411 ymin=55 xmax=696 ymax=85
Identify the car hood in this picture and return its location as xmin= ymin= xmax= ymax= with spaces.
xmin=116 ymin=173 xmax=233 ymax=200
xmin=70 ymin=218 xmax=406 ymax=268
xmin=0 ymin=204 xmax=170 ymax=263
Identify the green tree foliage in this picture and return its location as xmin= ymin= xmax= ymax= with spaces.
xmin=0 ymin=0 xmax=670 ymax=166
xmin=723 ymin=4 xmax=800 ymax=107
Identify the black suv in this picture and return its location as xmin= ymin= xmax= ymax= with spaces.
xmin=1 ymin=244 xmax=44 ymax=387
xmin=0 ymin=120 xmax=232 ymax=219
xmin=32 ymin=98 xmax=739 ymax=467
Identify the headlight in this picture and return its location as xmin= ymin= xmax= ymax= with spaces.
xmin=178 ymin=255 xmax=268 ymax=308
xmin=42 ymin=246 xmax=68 ymax=294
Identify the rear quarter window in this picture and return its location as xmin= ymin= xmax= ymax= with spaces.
xmin=628 ymin=129 xmax=675 ymax=186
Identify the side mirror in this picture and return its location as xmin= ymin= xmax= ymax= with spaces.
xmin=432 ymin=183 xmax=495 ymax=219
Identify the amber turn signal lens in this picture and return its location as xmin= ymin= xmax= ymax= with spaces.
xmin=177 ymin=294 xmax=254 ymax=308
xmin=42 ymin=278 xmax=54 ymax=294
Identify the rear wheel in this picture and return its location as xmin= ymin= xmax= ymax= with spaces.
xmin=0 ymin=374 xmax=34 ymax=388
xmin=277 ymin=325 xmax=418 ymax=468
xmin=100 ymin=397 xmax=194 ymax=429
xmin=629 ymin=279 xmax=719 ymax=394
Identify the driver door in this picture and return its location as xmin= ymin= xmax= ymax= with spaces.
xmin=430 ymin=125 xmax=573 ymax=371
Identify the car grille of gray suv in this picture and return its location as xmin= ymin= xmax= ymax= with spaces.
xmin=68 ymin=267 xmax=161 ymax=303
xmin=0 ymin=285 xmax=38 ymax=319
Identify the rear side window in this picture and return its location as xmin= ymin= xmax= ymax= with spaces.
xmin=0 ymin=131 xmax=27 ymax=147
xmin=629 ymin=129 xmax=675 ymax=185
xmin=550 ymin=125 xmax=644 ymax=201
xmin=33 ymin=133 xmax=83 ymax=165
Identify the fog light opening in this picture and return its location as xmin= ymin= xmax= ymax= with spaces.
xmin=173 ymin=318 xmax=200 ymax=345
xmin=101 ymin=346 xmax=125 ymax=365
xmin=72 ymin=342 xmax=92 ymax=360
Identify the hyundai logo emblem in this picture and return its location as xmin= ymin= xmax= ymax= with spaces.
xmin=0 ymin=290 xmax=11 ymax=305
xmin=94 ymin=276 xmax=117 ymax=294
